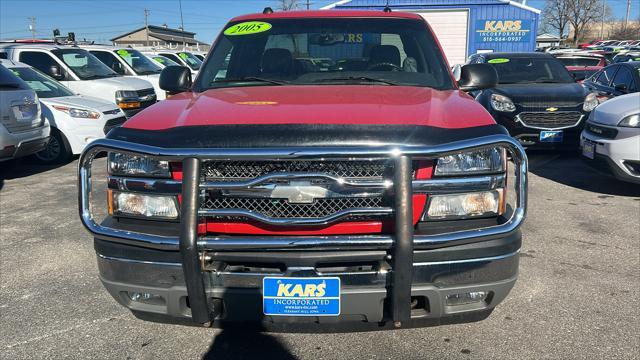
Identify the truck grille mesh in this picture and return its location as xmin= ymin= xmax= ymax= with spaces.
xmin=519 ymin=112 xmax=583 ymax=129
xmin=201 ymin=197 xmax=384 ymax=219
xmin=202 ymin=160 xmax=390 ymax=181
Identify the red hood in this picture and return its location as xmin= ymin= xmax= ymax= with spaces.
xmin=124 ymin=85 xmax=495 ymax=131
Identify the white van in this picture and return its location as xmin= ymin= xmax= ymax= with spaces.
xmin=82 ymin=45 xmax=165 ymax=100
xmin=0 ymin=43 xmax=156 ymax=118
xmin=142 ymin=50 xmax=202 ymax=75
xmin=2 ymin=59 xmax=125 ymax=163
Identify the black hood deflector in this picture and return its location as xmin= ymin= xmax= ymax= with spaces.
xmin=107 ymin=124 xmax=509 ymax=148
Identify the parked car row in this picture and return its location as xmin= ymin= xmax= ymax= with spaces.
xmin=0 ymin=40 xmax=205 ymax=163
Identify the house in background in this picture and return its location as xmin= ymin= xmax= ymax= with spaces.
xmin=110 ymin=24 xmax=210 ymax=51
xmin=536 ymin=33 xmax=563 ymax=49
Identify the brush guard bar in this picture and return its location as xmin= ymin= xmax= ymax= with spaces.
xmin=78 ymin=134 xmax=527 ymax=326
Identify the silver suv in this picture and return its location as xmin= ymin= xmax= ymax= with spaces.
xmin=0 ymin=64 xmax=50 ymax=161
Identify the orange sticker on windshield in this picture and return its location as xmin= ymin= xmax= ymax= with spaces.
xmin=235 ymin=101 xmax=278 ymax=105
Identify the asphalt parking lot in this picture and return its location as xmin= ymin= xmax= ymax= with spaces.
xmin=1 ymin=152 xmax=638 ymax=359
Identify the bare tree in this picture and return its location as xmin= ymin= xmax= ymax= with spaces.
xmin=542 ymin=0 xmax=570 ymax=39
xmin=567 ymin=0 xmax=607 ymax=45
xmin=608 ymin=21 xmax=640 ymax=39
xmin=278 ymin=0 xmax=299 ymax=11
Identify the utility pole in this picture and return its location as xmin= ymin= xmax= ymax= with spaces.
xmin=305 ymin=0 xmax=313 ymax=10
xmin=178 ymin=0 xmax=185 ymax=50
xmin=144 ymin=9 xmax=150 ymax=46
xmin=625 ymin=0 xmax=631 ymax=27
xmin=600 ymin=0 xmax=606 ymax=39
xmin=28 ymin=17 xmax=36 ymax=40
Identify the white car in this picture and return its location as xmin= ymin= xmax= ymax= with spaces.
xmin=581 ymin=92 xmax=640 ymax=184
xmin=0 ymin=43 xmax=156 ymax=118
xmin=0 ymin=62 xmax=49 ymax=162
xmin=2 ymin=59 xmax=125 ymax=163
xmin=141 ymin=50 xmax=202 ymax=75
xmin=82 ymin=45 xmax=166 ymax=100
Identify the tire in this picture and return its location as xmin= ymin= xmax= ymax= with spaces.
xmin=34 ymin=129 xmax=72 ymax=164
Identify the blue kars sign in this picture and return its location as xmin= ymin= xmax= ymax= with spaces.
xmin=475 ymin=20 xmax=532 ymax=43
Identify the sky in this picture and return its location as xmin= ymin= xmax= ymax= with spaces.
xmin=0 ymin=0 xmax=638 ymax=44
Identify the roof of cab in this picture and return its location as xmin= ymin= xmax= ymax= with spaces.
xmin=0 ymin=43 xmax=81 ymax=51
xmin=230 ymin=10 xmax=424 ymax=22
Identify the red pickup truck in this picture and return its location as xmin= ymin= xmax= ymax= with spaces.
xmin=78 ymin=10 xmax=528 ymax=330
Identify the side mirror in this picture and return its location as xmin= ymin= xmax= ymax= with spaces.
xmin=457 ymin=64 xmax=498 ymax=92
xmin=614 ymin=83 xmax=628 ymax=92
xmin=159 ymin=66 xmax=192 ymax=95
xmin=572 ymin=72 xmax=586 ymax=82
xmin=48 ymin=65 xmax=64 ymax=80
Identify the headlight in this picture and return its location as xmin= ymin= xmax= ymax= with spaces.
xmin=115 ymin=90 xmax=139 ymax=100
xmin=618 ymin=114 xmax=640 ymax=128
xmin=490 ymin=94 xmax=516 ymax=112
xmin=108 ymin=152 xmax=170 ymax=178
xmin=583 ymin=93 xmax=598 ymax=112
xmin=424 ymin=190 xmax=504 ymax=220
xmin=108 ymin=190 xmax=179 ymax=220
xmin=434 ymin=147 xmax=505 ymax=176
xmin=52 ymin=105 xmax=101 ymax=119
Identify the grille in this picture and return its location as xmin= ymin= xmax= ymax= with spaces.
xmin=517 ymin=100 xmax=582 ymax=108
xmin=519 ymin=112 xmax=583 ymax=129
xmin=102 ymin=109 xmax=121 ymax=115
xmin=103 ymin=116 xmax=127 ymax=135
xmin=201 ymin=196 xmax=384 ymax=219
xmin=202 ymin=160 xmax=390 ymax=182
xmin=585 ymin=122 xmax=618 ymax=139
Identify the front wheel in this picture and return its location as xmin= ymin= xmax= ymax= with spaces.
xmin=35 ymin=129 xmax=72 ymax=164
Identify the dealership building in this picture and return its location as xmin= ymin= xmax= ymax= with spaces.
xmin=323 ymin=0 xmax=540 ymax=65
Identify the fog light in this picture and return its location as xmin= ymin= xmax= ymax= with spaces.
xmin=445 ymin=291 xmax=488 ymax=306
xmin=425 ymin=189 xmax=504 ymax=220
xmin=127 ymin=292 xmax=165 ymax=306
xmin=108 ymin=190 xmax=179 ymax=220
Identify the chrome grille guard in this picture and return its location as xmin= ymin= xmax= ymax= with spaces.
xmin=78 ymin=133 xmax=527 ymax=326
xmin=78 ymin=134 xmax=527 ymax=252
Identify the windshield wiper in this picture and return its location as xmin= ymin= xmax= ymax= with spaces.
xmin=313 ymin=76 xmax=399 ymax=86
xmin=213 ymin=77 xmax=289 ymax=85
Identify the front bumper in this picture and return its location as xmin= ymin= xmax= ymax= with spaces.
xmin=581 ymin=128 xmax=640 ymax=184
xmin=78 ymin=133 xmax=528 ymax=329
xmin=96 ymin=232 xmax=519 ymax=328
xmin=493 ymin=111 xmax=588 ymax=148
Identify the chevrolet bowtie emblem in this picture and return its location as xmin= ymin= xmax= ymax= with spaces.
xmin=546 ymin=107 xmax=559 ymax=112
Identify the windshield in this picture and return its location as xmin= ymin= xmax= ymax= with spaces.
xmin=487 ymin=56 xmax=574 ymax=84
xmin=0 ymin=64 xmax=31 ymax=90
xmin=116 ymin=49 xmax=162 ymax=75
xmin=9 ymin=66 xmax=74 ymax=98
xmin=52 ymin=48 xmax=117 ymax=80
xmin=196 ymin=18 xmax=453 ymax=91
xmin=558 ymin=57 xmax=601 ymax=67
xmin=153 ymin=55 xmax=179 ymax=67
xmin=177 ymin=52 xmax=202 ymax=70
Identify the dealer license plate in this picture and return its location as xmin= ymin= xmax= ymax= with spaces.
xmin=540 ymin=130 xmax=564 ymax=143
xmin=582 ymin=139 xmax=596 ymax=159
xmin=263 ymin=277 xmax=340 ymax=316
